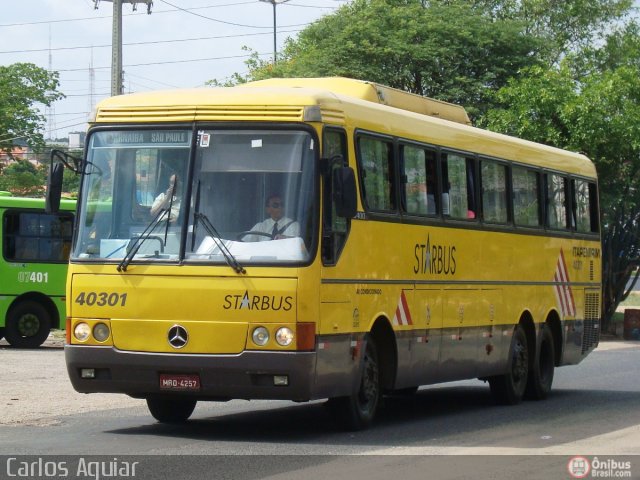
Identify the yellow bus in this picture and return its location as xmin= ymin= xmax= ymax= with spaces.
xmin=52 ymin=77 xmax=600 ymax=429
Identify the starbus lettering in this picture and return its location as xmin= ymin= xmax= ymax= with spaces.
xmin=223 ymin=290 xmax=293 ymax=311
xmin=414 ymin=234 xmax=456 ymax=276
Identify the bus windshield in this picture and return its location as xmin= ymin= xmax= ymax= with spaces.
xmin=72 ymin=128 xmax=317 ymax=266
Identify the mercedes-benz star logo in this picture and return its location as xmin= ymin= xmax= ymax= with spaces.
xmin=168 ymin=325 xmax=188 ymax=349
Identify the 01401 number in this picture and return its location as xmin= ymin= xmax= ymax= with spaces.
xmin=75 ymin=291 xmax=128 ymax=307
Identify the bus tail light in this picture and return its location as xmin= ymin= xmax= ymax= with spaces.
xmin=296 ymin=323 xmax=316 ymax=351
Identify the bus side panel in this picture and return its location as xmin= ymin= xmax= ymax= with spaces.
xmin=315 ymin=284 xmax=361 ymax=398
xmin=411 ymin=287 xmax=444 ymax=385
xmin=436 ymin=289 xmax=482 ymax=382
xmin=559 ymin=288 xmax=601 ymax=365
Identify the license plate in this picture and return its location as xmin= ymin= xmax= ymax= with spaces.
xmin=159 ymin=373 xmax=201 ymax=392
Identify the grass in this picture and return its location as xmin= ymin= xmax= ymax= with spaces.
xmin=619 ymin=291 xmax=640 ymax=308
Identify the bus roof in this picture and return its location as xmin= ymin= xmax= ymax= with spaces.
xmin=0 ymin=195 xmax=76 ymax=211
xmin=92 ymin=77 xmax=595 ymax=178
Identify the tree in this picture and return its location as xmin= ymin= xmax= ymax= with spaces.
xmin=0 ymin=159 xmax=47 ymax=196
xmin=483 ymin=23 xmax=640 ymax=330
xmin=472 ymin=0 xmax=633 ymax=63
xmin=217 ymin=0 xmax=541 ymax=119
xmin=0 ymin=63 xmax=64 ymax=155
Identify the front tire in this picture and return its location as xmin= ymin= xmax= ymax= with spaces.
xmin=329 ymin=335 xmax=381 ymax=430
xmin=525 ymin=324 xmax=555 ymax=400
xmin=146 ymin=396 xmax=197 ymax=423
xmin=489 ymin=324 xmax=529 ymax=405
xmin=4 ymin=301 xmax=51 ymax=348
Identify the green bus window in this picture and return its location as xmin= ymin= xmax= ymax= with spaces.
xmin=512 ymin=167 xmax=541 ymax=227
xmin=3 ymin=211 xmax=73 ymax=262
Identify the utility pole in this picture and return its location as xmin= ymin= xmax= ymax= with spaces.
xmin=259 ymin=0 xmax=290 ymax=64
xmin=94 ymin=0 xmax=152 ymax=96
xmin=46 ymin=25 xmax=56 ymax=140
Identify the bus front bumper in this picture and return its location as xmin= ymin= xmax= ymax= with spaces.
xmin=65 ymin=345 xmax=316 ymax=402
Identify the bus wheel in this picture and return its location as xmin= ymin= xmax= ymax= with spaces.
xmin=0 ymin=327 xmax=4 ymax=341
xmin=146 ymin=396 xmax=197 ymax=423
xmin=4 ymin=301 xmax=51 ymax=348
xmin=525 ymin=324 xmax=555 ymax=400
xmin=489 ymin=324 xmax=529 ymax=405
xmin=329 ymin=335 xmax=381 ymax=430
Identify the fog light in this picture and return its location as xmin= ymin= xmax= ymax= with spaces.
xmin=93 ymin=323 xmax=110 ymax=342
xmin=252 ymin=327 xmax=269 ymax=346
xmin=74 ymin=322 xmax=90 ymax=342
xmin=273 ymin=375 xmax=289 ymax=386
xmin=275 ymin=327 xmax=294 ymax=346
xmin=80 ymin=368 xmax=95 ymax=379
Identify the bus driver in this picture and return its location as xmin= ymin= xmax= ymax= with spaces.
xmin=244 ymin=194 xmax=300 ymax=242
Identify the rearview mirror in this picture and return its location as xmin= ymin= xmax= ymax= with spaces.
xmin=45 ymin=161 xmax=64 ymax=214
xmin=333 ymin=166 xmax=357 ymax=218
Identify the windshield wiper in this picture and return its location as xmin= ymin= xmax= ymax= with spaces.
xmin=194 ymin=212 xmax=246 ymax=274
xmin=118 ymin=177 xmax=179 ymax=272
xmin=117 ymin=208 xmax=167 ymax=272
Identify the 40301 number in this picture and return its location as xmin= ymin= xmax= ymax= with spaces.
xmin=75 ymin=292 xmax=128 ymax=307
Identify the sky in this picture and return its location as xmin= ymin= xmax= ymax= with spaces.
xmin=0 ymin=0 xmax=349 ymax=140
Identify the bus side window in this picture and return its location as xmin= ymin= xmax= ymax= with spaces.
xmin=512 ymin=166 xmax=541 ymax=227
xmin=402 ymin=145 xmax=438 ymax=216
xmin=546 ymin=173 xmax=569 ymax=230
xmin=480 ymin=159 xmax=508 ymax=224
xmin=3 ymin=211 xmax=73 ymax=262
xmin=322 ymin=128 xmax=350 ymax=265
xmin=574 ymin=179 xmax=599 ymax=233
xmin=442 ymin=152 xmax=477 ymax=220
xmin=357 ymin=135 xmax=395 ymax=212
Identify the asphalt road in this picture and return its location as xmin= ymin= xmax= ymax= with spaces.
xmin=1 ymin=340 xmax=639 ymax=479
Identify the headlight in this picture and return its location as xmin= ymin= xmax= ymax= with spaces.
xmin=275 ymin=327 xmax=294 ymax=346
xmin=93 ymin=323 xmax=110 ymax=342
xmin=252 ymin=327 xmax=269 ymax=346
xmin=74 ymin=322 xmax=91 ymax=342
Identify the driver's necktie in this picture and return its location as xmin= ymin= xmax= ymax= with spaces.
xmin=271 ymin=222 xmax=279 ymax=238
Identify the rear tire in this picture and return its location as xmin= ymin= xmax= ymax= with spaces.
xmin=146 ymin=396 xmax=197 ymax=423
xmin=525 ymin=324 xmax=555 ymax=400
xmin=489 ymin=324 xmax=529 ymax=405
xmin=0 ymin=327 xmax=5 ymax=341
xmin=4 ymin=301 xmax=51 ymax=348
xmin=328 ymin=335 xmax=381 ymax=430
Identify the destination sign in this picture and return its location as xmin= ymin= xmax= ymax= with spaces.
xmin=93 ymin=130 xmax=191 ymax=148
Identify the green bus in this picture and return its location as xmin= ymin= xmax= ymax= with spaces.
xmin=0 ymin=191 xmax=75 ymax=347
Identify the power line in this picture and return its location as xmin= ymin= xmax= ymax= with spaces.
xmin=0 ymin=28 xmax=302 ymax=55
xmin=156 ymin=0 xmax=279 ymax=29
xmin=0 ymin=0 xmax=330 ymax=29
xmin=0 ymin=2 xmax=259 ymax=28
xmin=55 ymin=52 xmax=271 ymax=72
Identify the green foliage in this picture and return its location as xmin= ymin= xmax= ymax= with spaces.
xmin=473 ymin=0 xmax=633 ymax=62
xmin=484 ymin=23 xmax=640 ymax=329
xmin=221 ymin=0 xmax=541 ymax=119
xmin=0 ymin=160 xmax=47 ymax=196
xmin=0 ymin=63 xmax=64 ymax=154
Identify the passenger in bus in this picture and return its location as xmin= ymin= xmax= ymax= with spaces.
xmin=244 ymin=194 xmax=300 ymax=241
xmin=150 ymin=174 xmax=181 ymax=222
